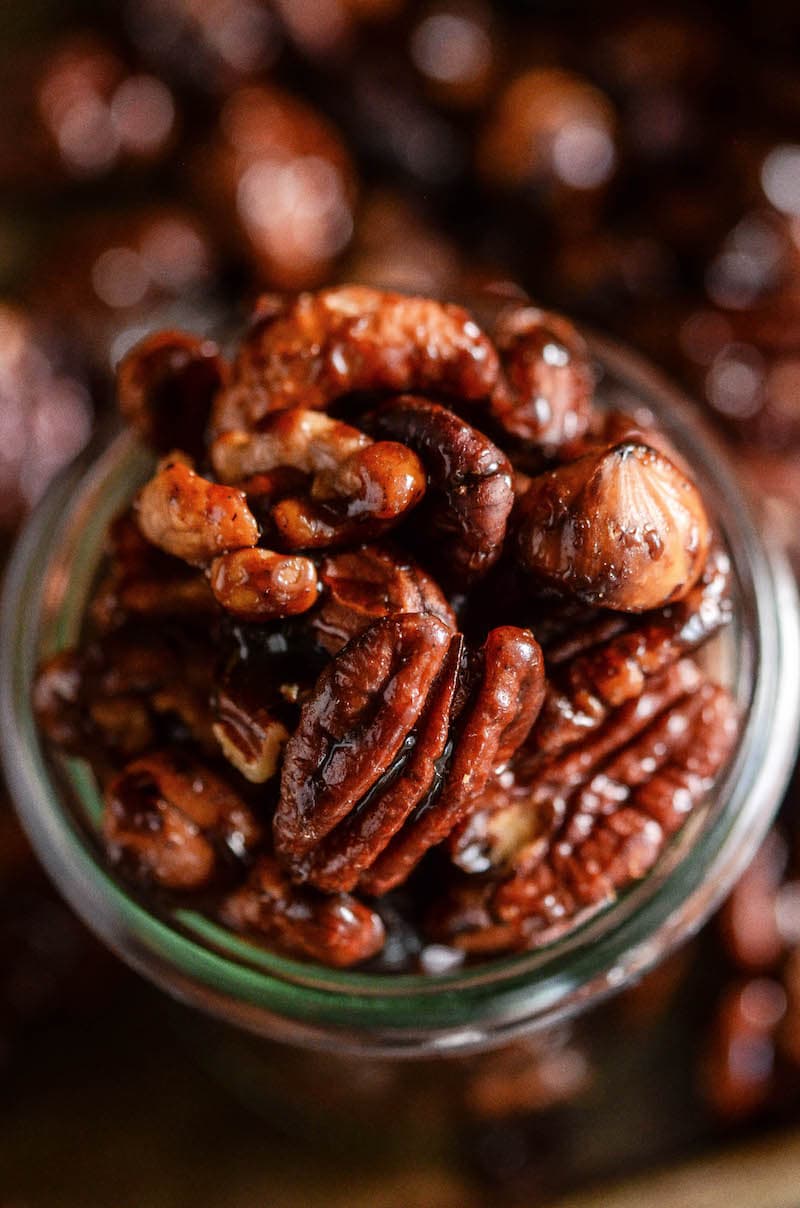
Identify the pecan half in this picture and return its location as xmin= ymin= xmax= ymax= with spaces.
xmin=212 ymin=683 xmax=290 ymax=784
xmin=433 ymin=675 xmax=738 ymax=953
xmin=310 ymin=544 xmax=456 ymax=655
xmin=490 ymin=306 xmax=593 ymax=452
xmin=515 ymin=441 xmax=711 ymax=611
xmin=360 ymin=625 xmax=546 ymax=895
xmin=222 ymin=855 xmax=385 ymax=967
xmin=136 ymin=455 xmax=259 ymax=566
xmin=117 ymin=330 xmax=227 ymax=461
xmin=211 ymin=286 xmax=500 ymax=430
xmin=103 ymin=750 xmax=262 ymax=890
xmin=274 ymin=615 xmax=544 ymax=894
xmin=369 ymin=395 xmax=514 ymax=585
xmin=273 ymin=613 xmax=455 ymax=864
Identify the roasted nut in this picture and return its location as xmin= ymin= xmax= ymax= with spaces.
xmin=34 ymin=626 xmax=222 ymax=764
xmin=117 ymin=330 xmax=227 ymax=460
xmin=433 ymin=672 xmax=737 ymax=953
xmin=369 ymin=395 xmax=514 ymax=584
xmin=135 ymin=455 xmax=259 ymax=566
xmin=209 ymin=549 xmax=319 ymax=621
xmin=103 ymin=751 xmax=262 ymax=890
xmin=493 ymin=680 xmax=739 ymax=935
xmin=211 ymin=410 xmax=426 ymax=549
xmin=273 ymin=613 xmax=455 ymax=866
xmin=212 ymin=684 xmax=290 ymax=785
xmin=211 ymin=410 xmax=369 ymax=483
xmin=222 ymin=855 xmax=385 ymax=968
xmin=360 ymin=625 xmax=546 ymax=896
xmin=512 ymin=658 xmax=703 ymax=816
xmin=302 ymin=634 xmax=463 ymax=893
xmin=490 ymin=306 xmax=593 ymax=452
xmin=530 ymin=542 xmax=732 ymax=756
xmin=211 ymin=286 xmax=501 ymax=431
xmin=90 ymin=511 xmax=218 ymax=631
xmin=310 ymin=544 xmax=456 ymax=655
xmin=33 ymin=285 xmax=741 ymax=972
xmin=515 ymin=441 xmax=711 ymax=611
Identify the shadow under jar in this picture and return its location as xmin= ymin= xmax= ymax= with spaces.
xmin=2 ymin=336 xmax=799 ymax=1061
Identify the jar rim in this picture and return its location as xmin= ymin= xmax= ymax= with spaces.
xmin=3 ymin=335 xmax=799 ymax=1057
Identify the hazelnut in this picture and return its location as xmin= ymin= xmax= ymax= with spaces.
xmin=515 ymin=441 xmax=710 ymax=612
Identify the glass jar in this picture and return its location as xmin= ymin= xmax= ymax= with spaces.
xmin=2 ymin=337 xmax=799 ymax=1062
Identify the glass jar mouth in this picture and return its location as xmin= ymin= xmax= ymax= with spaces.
xmin=2 ymin=335 xmax=799 ymax=1058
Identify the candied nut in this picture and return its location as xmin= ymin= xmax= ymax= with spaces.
xmin=222 ymin=855 xmax=385 ymax=968
xmin=103 ymin=750 xmax=262 ymax=890
xmin=451 ymin=656 xmax=693 ymax=881
xmin=212 ymin=684 xmax=289 ymax=784
xmin=117 ymin=330 xmax=227 ymax=460
xmin=211 ymin=410 xmax=370 ymax=483
xmin=135 ymin=455 xmax=259 ymax=566
xmin=361 ymin=625 xmax=545 ymax=896
xmin=90 ymin=511 xmax=219 ymax=630
xmin=209 ymin=549 xmax=319 ymax=621
xmin=33 ymin=650 xmax=85 ymax=750
xmin=211 ymin=410 xmax=426 ymax=550
xmin=311 ymin=544 xmax=456 ymax=655
xmin=492 ymin=680 xmax=738 ymax=934
xmin=211 ymin=286 xmax=500 ymax=431
xmin=515 ymin=441 xmax=711 ymax=612
xmin=530 ymin=542 xmax=732 ymax=756
xmin=273 ymin=613 xmax=455 ymax=865
xmin=34 ymin=634 xmax=212 ymax=760
xmin=514 ymin=657 xmax=703 ymax=806
xmin=448 ymin=778 xmax=543 ymax=876
xmin=369 ymin=395 xmax=514 ymax=584
xmin=490 ymin=306 xmax=593 ymax=451
xmin=302 ymin=634 xmax=463 ymax=893
xmin=432 ymin=671 xmax=737 ymax=954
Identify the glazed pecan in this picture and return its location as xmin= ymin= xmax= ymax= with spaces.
xmin=300 ymin=633 xmax=464 ymax=893
xmin=310 ymin=544 xmax=455 ymax=655
xmin=211 ymin=410 xmax=426 ymax=549
xmin=103 ymin=750 xmax=262 ymax=890
xmin=490 ymin=306 xmax=593 ymax=452
xmin=369 ymin=395 xmax=514 ymax=584
xmin=273 ymin=613 xmax=455 ymax=866
xmin=515 ymin=441 xmax=711 ymax=612
xmin=34 ymin=628 xmax=217 ymax=761
xmin=209 ymin=548 xmax=319 ymax=621
xmin=211 ymin=286 xmax=500 ymax=431
xmin=212 ymin=682 xmax=290 ymax=784
xmin=433 ymin=675 xmax=738 ymax=953
xmin=361 ymin=625 xmax=546 ymax=896
xmin=222 ymin=855 xmax=385 ymax=968
xmin=136 ymin=455 xmax=259 ymax=566
xmin=528 ymin=542 xmax=733 ymax=758
xmin=117 ymin=330 xmax=227 ymax=461
xmin=273 ymin=615 xmax=544 ymax=894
